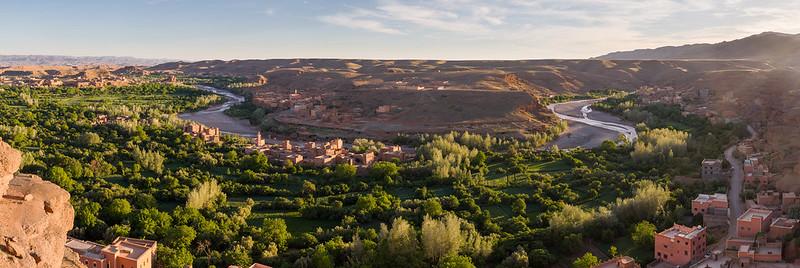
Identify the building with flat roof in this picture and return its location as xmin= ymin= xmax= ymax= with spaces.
xmin=66 ymin=237 xmax=107 ymax=268
xmin=66 ymin=237 xmax=157 ymax=268
xmin=737 ymin=208 xmax=775 ymax=238
xmin=756 ymin=191 xmax=781 ymax=207
xmin=737 ymin=242 xmax=782 ymax=263
xmin=692 ymin=193 xmax=728 ymax=215
xmin=654 ymin=224 xmax=707 ymax=266
xmin=593 ymin=256 xmax=639 ymax=268
xmin=768 ymin=217 xmax=799 ymax=241
xmin=701 ymin=159 xmax=723 ymax=180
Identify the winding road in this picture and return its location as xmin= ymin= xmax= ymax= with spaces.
xmin=547 ymin=98 xmax=638 ymax=148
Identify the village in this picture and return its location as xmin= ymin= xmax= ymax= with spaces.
xmin=182 ymin=121 xmax=414 ymax=170
xmin=598 ymin=136 xmax=800 ymax=267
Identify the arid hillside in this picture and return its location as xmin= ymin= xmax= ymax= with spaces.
xmin=149 ymin=58 xmax=779 ymax=139
xmin=150 ymin=59 xmax=773 ymax=139
xmin=150 ymin=59 xmax=771 ymax=94
xmin=596 ymin=32 xmax=800 ymax=68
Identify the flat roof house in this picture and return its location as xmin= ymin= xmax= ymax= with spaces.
xmin=654 ymin=224 xmax=707 ymax=266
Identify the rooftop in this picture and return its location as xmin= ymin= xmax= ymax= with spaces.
xmin=738 ymin=208 xmax=774 ymax=222
xmin=101 ymin=237 xmax=156 ymax=261
xmin=771 ymin=217 xmax=799 ymax=229
xmin=702 ymin=159 xmax=722 ymax=165
xmin=65 ymin=237 xmax=105 ymax=260
xmin=694 ymin=193 xmax=727 ymax=203
xmin=658 ymin=224 xmax=705 ymax=239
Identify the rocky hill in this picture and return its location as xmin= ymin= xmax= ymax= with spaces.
xmin=0 ymin=54 xmax=174 ymax=67
xmin=595 ymin=32 xmax=800 ymax=68
xmin=0 ymin=140 xmax=76 ymax=267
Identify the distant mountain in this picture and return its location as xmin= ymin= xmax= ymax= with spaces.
xmin=0 ymin=54 xmax=176 ymax=67
xmin=595 ymin=32 xmax=800 ymax=67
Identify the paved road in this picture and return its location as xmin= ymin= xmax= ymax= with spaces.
xmin=725 ymin=144 xmax=744 ymax=236
xmin=720 ymin=125 xmax=757 ymax=248
xmin=547 ymin=99 xmax=638 ymax=148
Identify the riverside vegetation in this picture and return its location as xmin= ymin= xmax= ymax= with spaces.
xmin=0 ymin=84 xmax=747 ymax=267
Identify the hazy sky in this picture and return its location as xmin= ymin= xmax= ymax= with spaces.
xmin=3 ymin=0 xmax=800 ymax=60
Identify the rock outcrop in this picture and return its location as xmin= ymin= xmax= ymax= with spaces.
xmin=0 ymin=139 xmax=75 ymax=268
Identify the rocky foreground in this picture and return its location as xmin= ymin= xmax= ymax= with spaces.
xmin=0 ymin=140 xmax=77 ymax=268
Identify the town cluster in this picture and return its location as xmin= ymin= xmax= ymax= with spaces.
xmin=253 ymin=89 xmax=359 ymax=127
xmin=182 ymin=121 xmax=413 ymax=169
xmin=0 ymin=69 xmax=131 ymax=88
xmin=244 ymin=131 xmax=413 ymax=170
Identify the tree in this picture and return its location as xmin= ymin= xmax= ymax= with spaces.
xmin=572 ymin=252 xmax=599 ymax=268
xmin=609 ymin=245 xmax=618 ymax=257
xmin=223 ymin=244 xmax=252 ymax=268
xmin=311 ymin=245 xmax=334 ymax=268
xmin=437 ymin=255 xmax=475 ymax=268
xmin=334 ymin=163 xmax=357 ymax=179
xmin=301 ymin=180 xmax=316 ymax=197
xmin=157 ymin=246 xmax=194 ymax=268
xmin=165 ymin=225 xmax=196 ymax=248
xmin=104 ymin=199 xmax=132 ymax=223
xmin=186 ymin=180 xmax=224 ymax=209
xmin=631 ymin=221 xmax=656 ymax=247
xmin=370 ymin=161 xmax=400 ymax=179
xmin=262 ymin=218 xmax=290 ymax=250
xmin=132 ymin=208 xmax=172 ymax=239
xmin=48 ymin=167 xmax=77 ymax=192
xmin=376 ymin=217 xmax=424 ymax=267
xmin=78 ymin=132 xmax=102 ymax=146
xmin=499 ymin=246 xmax=529 ymax=268
xmin=511 ymin=198 xmax=527 ymax=216
xmin=421 ymin=214 xmax=462 ymax=261
xmin=423 ymin=199 xmax=444 ymax=217
xmin=104 ymin=224 xmax=131 ymax=242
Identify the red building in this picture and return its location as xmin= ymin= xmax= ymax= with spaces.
xmin=654 ymin=224 xmax=707 ymax=266
xmin=66 ymin=237 xmax=157 ymax=268
xmin=691 ymin=193 xmax=728 ymax=215
xmin=737 ymin=208 xmax=775 ymax=238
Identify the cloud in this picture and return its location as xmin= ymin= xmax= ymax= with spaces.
xmin=316 ymin=0 xmax=800 ymax=58
xmin=320 ymin=12 xmax=405 ymax=35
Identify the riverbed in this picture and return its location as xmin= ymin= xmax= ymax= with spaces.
xmin=179 ymin=85 xmax=260 ymax=137
xmin=546 ymin=99 xmax=637 ymax=149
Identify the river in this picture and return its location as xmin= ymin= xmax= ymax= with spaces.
xmin=179 ymin=85 xmax=260 ymax=137
xmin=546 ymin=98 xmax=638 ymax=149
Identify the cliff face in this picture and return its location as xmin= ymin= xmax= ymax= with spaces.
xmin=0 ymin=140 xmax=75 ymax=268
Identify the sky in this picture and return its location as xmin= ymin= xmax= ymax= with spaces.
xmin=2 ymin=0 xmax=800 ymax=61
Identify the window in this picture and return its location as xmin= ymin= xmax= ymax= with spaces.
xmin=684 ymin=251 xmax=688 ymax=255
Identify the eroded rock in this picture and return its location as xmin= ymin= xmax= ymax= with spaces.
xmin=0 ymin=140 xmax=75 ymax=268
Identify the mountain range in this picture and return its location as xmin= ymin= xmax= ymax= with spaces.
xmin=595 ymin=32 xmax=800 ymax=68
xmin=0 ymin=55 xmax=175 ymax=67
